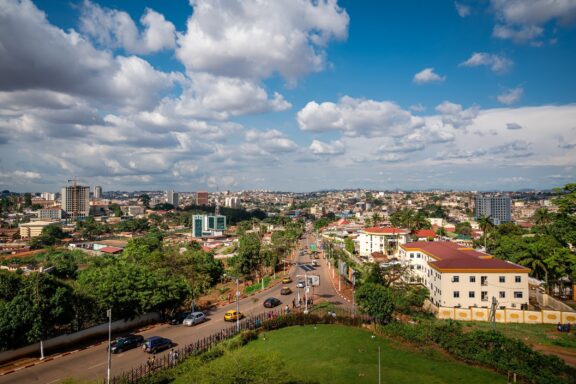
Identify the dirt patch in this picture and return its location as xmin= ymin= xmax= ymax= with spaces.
xmin=532 ymin=344 xmax=576 ymax=367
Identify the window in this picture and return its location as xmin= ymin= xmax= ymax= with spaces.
xmin=469 ymin=291 xmax=475 ymax=298
xmin=452 ymin=276 xmax=460 ymax=283
xmin=469 ymin=276 xmax=476 ymax=283
xmin=514 ymin=291 xmax=523 ymax=298
xmin=416 ymin=254 xmax=421 ymax=258
xmin=499 ymin=291 xmax=505 ymax=298
xmin=499 ymin=276 xmax=505 ymax=283
xmin=481 ymin=276 xmax=488 ymax=286
xmin=515 ymin=276 xmax=521 ymax=283
xmin=453 ymin=291 xmax=460 ymax=298
xmin=416 ymin=265 xmax=422 ymax=270
xmin=481 ymin=291 xmax=488 ymax=301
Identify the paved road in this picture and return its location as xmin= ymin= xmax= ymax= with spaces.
xmin=1 ymin=233 xmax=347 ymax=384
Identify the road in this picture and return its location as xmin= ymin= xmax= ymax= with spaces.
xmin=0 ymin=233 xmax=347 ymax=384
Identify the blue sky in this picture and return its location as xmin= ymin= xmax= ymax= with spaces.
xmin=0 ymin=0 xmax=575 ymax=192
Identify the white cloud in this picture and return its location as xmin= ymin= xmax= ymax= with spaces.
xmin=176 ymin=0 xmax=349 ymax=82
xmin=309 ymin=140 xmax=345 ymax=155
xmin=409 ymin=103 xmax=426 ymax=112
xmin=79 ymin=0 xmax=176 ymax=54
xmin=490 ymin=0 xmax=576 ymax=43
xmin=460 ymin=52 xmax=513 ymax=73
xmin=435 ymin=101 xmax=479 ymax=129
xmin=245 ymin=129 xmax=298 ymax=153
xmin=413 ymin=68 xmax=445 ymax=84
xmin=455 ymin=2 xmax=471 ymax=17
xmin=297 ymin=96 xmax=424 ymax=138
xmin=497 ymin=87 xmax=524 ymax=105
xmin=159 ymin=73 xmax=291 ymax=120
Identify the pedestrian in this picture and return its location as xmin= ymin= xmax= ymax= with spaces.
xmin=227 ymin=293 xmax=232 ymax=303
xmin=292 ymin=298 xmax=296 ymax=308
xmin=147 ymin=355 xmax=155 ymax=371
xmin=299 ymin=297 xmax=302 ymax=306
xmin=285 ymin=304 xmax=290 ymax=313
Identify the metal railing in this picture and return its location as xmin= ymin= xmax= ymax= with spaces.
xmin=108 ymin=307 xmax=371 ymax=384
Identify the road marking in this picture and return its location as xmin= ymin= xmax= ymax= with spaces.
xmin=46 ymin=378 xmax=60 ymax=384
xmin=88 ymin=362 xmax=105 ymax=370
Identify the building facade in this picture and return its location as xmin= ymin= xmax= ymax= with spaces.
xmin=93 ymin=186 xmax=102 ymax=199
xmin=61 ymin=184 xmax=90 ymax=220
xmin=38 ymin=208 xmax=64 ymax=220
xmin=399 ymin=242 xmax=529 ymax=309
xmin=192 ymin=214 xmax=227 ymax=237
xmin=19 ymin=221 xmax=59 ymax=239
xmin=167 ymin=190 xmax=179 ymax=207
xmin=474 ymin=195 xmax=512 ymax=225
xmin=224 ymin=196 xmax=240 ymax=208
xmin=358 ymin=227 xmax=409 ymax=257
xmin=196 ymin=191 xmax=209 ymax=206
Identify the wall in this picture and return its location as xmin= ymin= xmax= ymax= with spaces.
xmin=436 ymin=306 xmax=576 ymax=324
xmin=533 ymin=291 xmax=574 ymax=312
xmin=0 ymin=313 xmax=160 ymax=365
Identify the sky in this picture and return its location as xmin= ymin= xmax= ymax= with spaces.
xmin=0 ymin=0 xmax=575 ymax=193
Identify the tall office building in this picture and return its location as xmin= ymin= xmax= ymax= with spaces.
xmin=224 ymin=196 xmax=240 ymax=208
xmin=167 ymin=190 xmax=179 ymax=207
xmin=94 ymin=186 xmax=102 ymax=199
xmin=474 ymin=195 xmax=511 ymax=225
xmin=61 ymin=184 xmax=90 ymax=220
xmin=196 ymin=191 xmax=209 ymax=206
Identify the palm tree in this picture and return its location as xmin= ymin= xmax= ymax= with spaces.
xmin=477 ymin=215 xmax=494 ymax=250
xmin=533 ymin=208 xmax=552 ymax=234
xmin=517 ymin=255 xmax=548 ymax=293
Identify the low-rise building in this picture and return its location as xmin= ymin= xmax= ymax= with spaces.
xmin=19 ymin=221 xmax=59 ymax=239
xmin=38 ymin=208 xmax=64 ymax=220
xmin=358 ymin=227 xmax=409 ymax=257
xmin=399 ymin=242 xmax=529 ymax=309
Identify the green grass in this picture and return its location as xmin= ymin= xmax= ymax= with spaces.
xmin=174 ymin=325 xmax=506 ymax=384
xmin=461 ymin=321 xmax=576 ymax=349
xmin=243 ymin=276 xmax=273 ymax=295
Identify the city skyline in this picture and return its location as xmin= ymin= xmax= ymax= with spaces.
xmin=0 ymin=0 xmax=575 ymax=192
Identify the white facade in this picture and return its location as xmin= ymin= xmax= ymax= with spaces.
xmin=167 ymin=190 xmax=179 ymax=207
xmin=38 ymin=208 xmax=64 ymax=220
xmin=358 ymin=228 xmax=409 ymax=257
xmin=224 ymin=196 xmax=240 ymax=208
xmin=399 ymin=242 xmax=529 ymax=309
xmin=94 ymin=186 xmax=102 ymax=199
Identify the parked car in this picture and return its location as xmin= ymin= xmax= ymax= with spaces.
xmin=282 ymin=276 xmax=292 ymax=284
xmin=311 ymin=260 xmax=319 ymax=266
xmin=296 ymin=281 xmax=305 ymax=288
xmin=263 ymin=297 xmax=281 ymax=308
xmin=168 ymin=311 xmax=190 ymax=325
xmin=224 ymin=310 xmax=244 ymax=322
xmin=110 ymin=334 xmax=144 ymax=353
xmin=183 ymin=312 xmax=206 ymax=326
xmin=142 ymin=336 xmax=173 ymax=354
xmin=280 ymin=286 xmax=292 ymax=295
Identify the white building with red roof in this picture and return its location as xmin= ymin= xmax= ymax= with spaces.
xmin=399 ymin=242 xmax=529 ymax=309
xmin=358 ymin=227 xmax=409 ymax=257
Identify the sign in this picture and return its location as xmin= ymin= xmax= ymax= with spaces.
xmin=306 ymin=275 xmax=320 ymax=287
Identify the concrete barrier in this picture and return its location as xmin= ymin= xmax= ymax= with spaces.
xmin=0 ymin=313 xmax=160 ymax=365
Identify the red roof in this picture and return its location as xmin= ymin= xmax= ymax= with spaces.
xmin=363 ymin=227 xmax=408 ymax=235
xmin=413 ymin=229 xmax=436 ymax=238
xmin=99 ymin=246 xmax=123 ymax=254
xmin=402 ymin=241 xmax=529 ymax=272
xmin=430 ymin=258 xmax=529 ymax=272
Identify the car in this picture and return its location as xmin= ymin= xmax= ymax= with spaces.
xmin=224 ymin=310 xmax=244 ymax=322
xmin=296 ymin=281 xmax=305 ymax=288
xmin=183 ymin=311 xmax=206 ymax=326
xmin=142 ymin=336 xmax=173 ymax=354
xmin=168 ymin=311 xmax=191 ymax=325
xmin=311 ymin=260 xmax=319 ymax=266
xmin=263 ymin=297 xmax=282 ymax=308
xmin=281 ymin=276 xmax=292 ymax=284
xmin=280 ymin=286 xmax=292 ymax=295
xmin=110 ymin=334 xmax=144 ymax=353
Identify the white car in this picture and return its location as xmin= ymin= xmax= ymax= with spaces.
xmin=183 ymin=312 xmax=206 ymax=326
xmin=296 ymin=281 xmax=305 ymax=288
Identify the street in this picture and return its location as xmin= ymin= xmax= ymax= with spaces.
xmin=0 ymin=233 xmax=347 ymax=384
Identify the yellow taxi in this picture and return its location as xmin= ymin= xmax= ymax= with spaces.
xmin=280 ymin=286 xmax=292 ymax=295
xmin=281 ymin=276 xmax=292 ymax=284
xmin=224 ymin=310 xmax=244 ymax=322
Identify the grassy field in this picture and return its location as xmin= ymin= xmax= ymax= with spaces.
xmin=173 ymin=325 xmax=505 ymax=384
xmin=460 ymin=321 xmax=576 ymax=349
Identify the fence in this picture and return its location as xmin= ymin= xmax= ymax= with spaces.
xmin=108 ymin=307 xmax=371 ymax=384
xmin=436 ymin=306 xmax=576 ymax=324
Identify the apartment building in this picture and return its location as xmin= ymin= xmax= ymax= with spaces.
xmin=358 ymin=227 xmax=409 ymax=257
xmin=474 ymin=195 xmax=511 ymax=225
xmin=399 ymin=242 xmax=529 ymax=309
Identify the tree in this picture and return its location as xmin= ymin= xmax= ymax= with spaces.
xmin=533 ymin=208 xmax=552 ymax=227
xmin=109 ymin=203 xmax=123 ymax=217
xmin=477 ymin=216 xmax=494 ymax=250
xmin=552 ymin=183 xmax=576 ymax=215
xmin=23 ymin=193 xmax=32 ymax=207
xmin=29 ymin=224 xmax=66 ymax=248
xmin=344 ymin=237 xmax=355 ymax=254
xmin=355 ymin=282 xmax=395 ymax=323
xmin=233 ymin=233 xmax=262 ymax=280
xmin=139 ymin=194 xmax=151 ymax=208
xmin=455 ymin=221 xmax=472 ymax=236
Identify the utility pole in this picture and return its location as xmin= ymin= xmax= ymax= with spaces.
xmin=489 ymin=296 xmax=497 ymax=330
xmin=236 ymin=278 xmax=240 ymax=332
xmin=304 ymin=270 xmax=309 ymax=314
xmin=378 ymin=345 xmax=381 ymax=384
xmin=106 ymin=308 xmax=112 ymax=384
